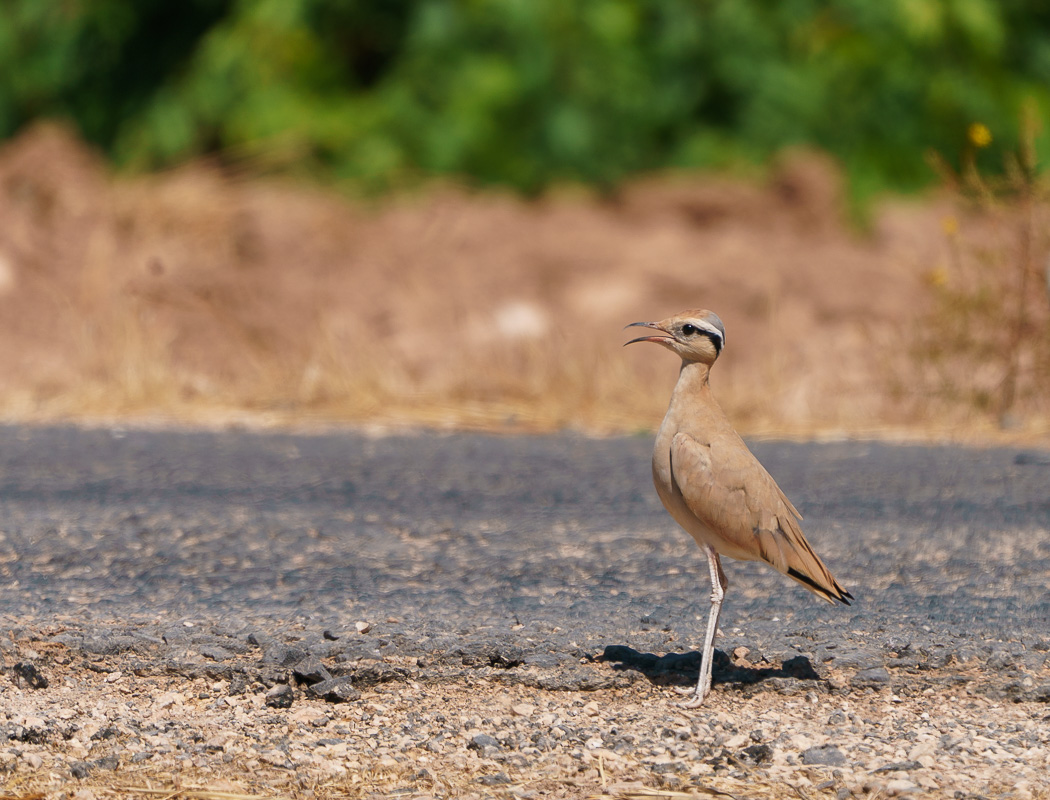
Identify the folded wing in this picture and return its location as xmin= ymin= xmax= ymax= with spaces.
xmin=669 ymin=432 xmax=852 ymax=604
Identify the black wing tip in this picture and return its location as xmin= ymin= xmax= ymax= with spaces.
xmin=787 ymin=567 xmax=853 ymax=606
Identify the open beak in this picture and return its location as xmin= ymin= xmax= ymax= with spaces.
xmin=624 ymin=321 xmax=673 ymax=346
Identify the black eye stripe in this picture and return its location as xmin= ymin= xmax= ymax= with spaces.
xmin=704 ymin=330 xmax=723 ymax=354
xmin=680 ymin=322 xmax=723 ymax=353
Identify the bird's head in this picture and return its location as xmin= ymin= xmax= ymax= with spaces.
xmin=624 ymin=309 xmax=726 ymax=366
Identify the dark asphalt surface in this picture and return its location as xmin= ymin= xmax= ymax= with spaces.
xmin=3 ymin=424 xmax=1049 ymax=685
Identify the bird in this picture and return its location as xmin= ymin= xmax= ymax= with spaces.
xmin=625 ymin=309 xmax=851 ymax=707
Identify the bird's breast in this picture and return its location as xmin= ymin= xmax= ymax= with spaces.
xmin=650 ymin=428 xmax=758 ymax=563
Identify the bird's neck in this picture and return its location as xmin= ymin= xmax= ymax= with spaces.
xmin=676 ymin=360 xmax=712 ymax=392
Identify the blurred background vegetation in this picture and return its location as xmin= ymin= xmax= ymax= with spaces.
xmin=1 ymin=0 xmax=1049 ymax=435
xmin=2 ymin=0 xmax=1049 ymax=202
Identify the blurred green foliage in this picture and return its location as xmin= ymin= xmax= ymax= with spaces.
xmin=2 ymin=0 xmax=1048 ymax=197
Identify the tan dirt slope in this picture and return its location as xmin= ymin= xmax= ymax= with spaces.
xmin=0 ymin=123 xmax=1047 ymax=439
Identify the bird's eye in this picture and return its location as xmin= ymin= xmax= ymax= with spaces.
xmin=682 ymin=324 xmax=698 ymax=336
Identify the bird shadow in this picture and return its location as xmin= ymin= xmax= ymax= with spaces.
xmin=598 ymin=644 xmax=820 ymax=689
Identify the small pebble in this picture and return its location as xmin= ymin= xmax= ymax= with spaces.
xmin=264 ymin=683 xmax=294 ymax=709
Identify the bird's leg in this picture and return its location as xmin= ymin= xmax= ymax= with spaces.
xmin=679 ymin=544 xmax=728 ymax=708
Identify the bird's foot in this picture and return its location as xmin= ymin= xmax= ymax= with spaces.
xmin=673 ymin=685 xmax=709 ymax=708
xmin=677 ymin=692 xmax=707 ymax=709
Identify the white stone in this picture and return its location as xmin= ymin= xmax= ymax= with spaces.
xmin=884 ymin=779 xmax=918 ymax=795
xmin=153 ymin=692 xmax=183 ymax=709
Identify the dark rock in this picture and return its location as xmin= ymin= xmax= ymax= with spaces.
xmin=456 ymin=643 xmax=525 ymax=669
xmin=292 ymin=657 xmax=332 ymax=686
xmin=531 ymin=668 xmax=632 ymax=691
xmin=468 ymin=733 xmax=501 ymax=752
xmin=1029 ymin=683 xmax=1050 ymax=703
xmin=523 ymin=653 xmax=561 ymax=669
xmin=650 ymin=762 xmax=679 ymax=774
xmin=823 ymin=647 xmax=883 ymax=670
xmin=264 ymin=683 xmax=295 ymax=709
xmin=852 ymin=667 xmax=891 ymax=688
xmin=70 ymin=761 xmax=91 ymax=779
xmin=884 ymin=636 xmax=911 ymax=653
xmin=254 ymin=667 xmax=291 ymax=688
xmin=741 ymin=743 xmax=773 ymax=764
xmin=533 ymin=734 xmax=555 ymax=751
xmin=12 ymin=661 xmax=48 ymax=689
xmin=199 ymin=645 xmax=235 ymax=661
xmin=335 ymin=662 xmax=406 ymax=687
xmin=307 ymin=677 xmax=361 ymax=703
xmin=191 ymin=633 xmax=251 ymax=653
xmin=801 ymin=744 xmax=847 ymax=766
xmin=80 ymin=635 xmax=150 ymax=655
xmin=93 ymin=755 xmax=119 ymax=771
xmin=477 ymin=772 xmax=512 ymax=786
xmin=1002 ymin=681 xmax=1050 ymax=703
xmin=323 ymin=630 xmax=340 ymax=640
xmin=332 ymin=642 xmax=384 ymax=662
xmin=48 ymin=634 xmax=83 ymax=650
xmin=228 ymin=675 xmax=248 ymax=695
xmin=262 ymin=644 xmax=309 ymax=667
xmin=8 ymin=722 xmax=47 ymax=744
xmin=987 ymin=648 xmax=1023 ymax=670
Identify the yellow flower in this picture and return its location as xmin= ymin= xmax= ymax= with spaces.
xmin=926 ymin=265 xmax=949 ymax=288
xmin=941 ymin=215 xmax=959 ymax=236
xmin=968 ymin=122 xmax=992 ymax=148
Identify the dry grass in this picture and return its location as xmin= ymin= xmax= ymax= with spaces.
xmin=911 ymin=112 xmax=1050 ymax=428
xmin=0 ymin=123 xmax=1048 ymax=442
xmin=0 ymin=765 xmax=865 ymax=800
xmin=0 ymin=765 xmax=1026 ymax=800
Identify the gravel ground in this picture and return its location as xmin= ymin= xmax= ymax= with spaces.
xmin=1 ymin=425 xmax=1049 ymax=799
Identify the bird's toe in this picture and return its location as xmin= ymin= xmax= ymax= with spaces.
xmin=678 ymin=693 xmax=708 ymax=709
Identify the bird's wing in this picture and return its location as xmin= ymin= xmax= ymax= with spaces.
xmin=669 ymin=431 xmax=852 ymax=604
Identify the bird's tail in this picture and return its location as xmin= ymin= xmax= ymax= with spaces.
xmin=757 ymin=517 xmax=853 ymax=605
xmin=786 ymin=565 xmax=853 ymax=605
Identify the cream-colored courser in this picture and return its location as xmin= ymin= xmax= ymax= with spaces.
xmin=626 ymin=309 xmax=851 ymax=707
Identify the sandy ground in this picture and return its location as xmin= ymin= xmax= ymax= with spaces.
xmin=0 ymin=123 xmax=1047 ymax=439
xmin=2 ymin=641 xmax=1048 ymax=800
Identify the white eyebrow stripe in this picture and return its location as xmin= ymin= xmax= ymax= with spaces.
xmin=694 ymin=319 xmax=725 ymax=345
